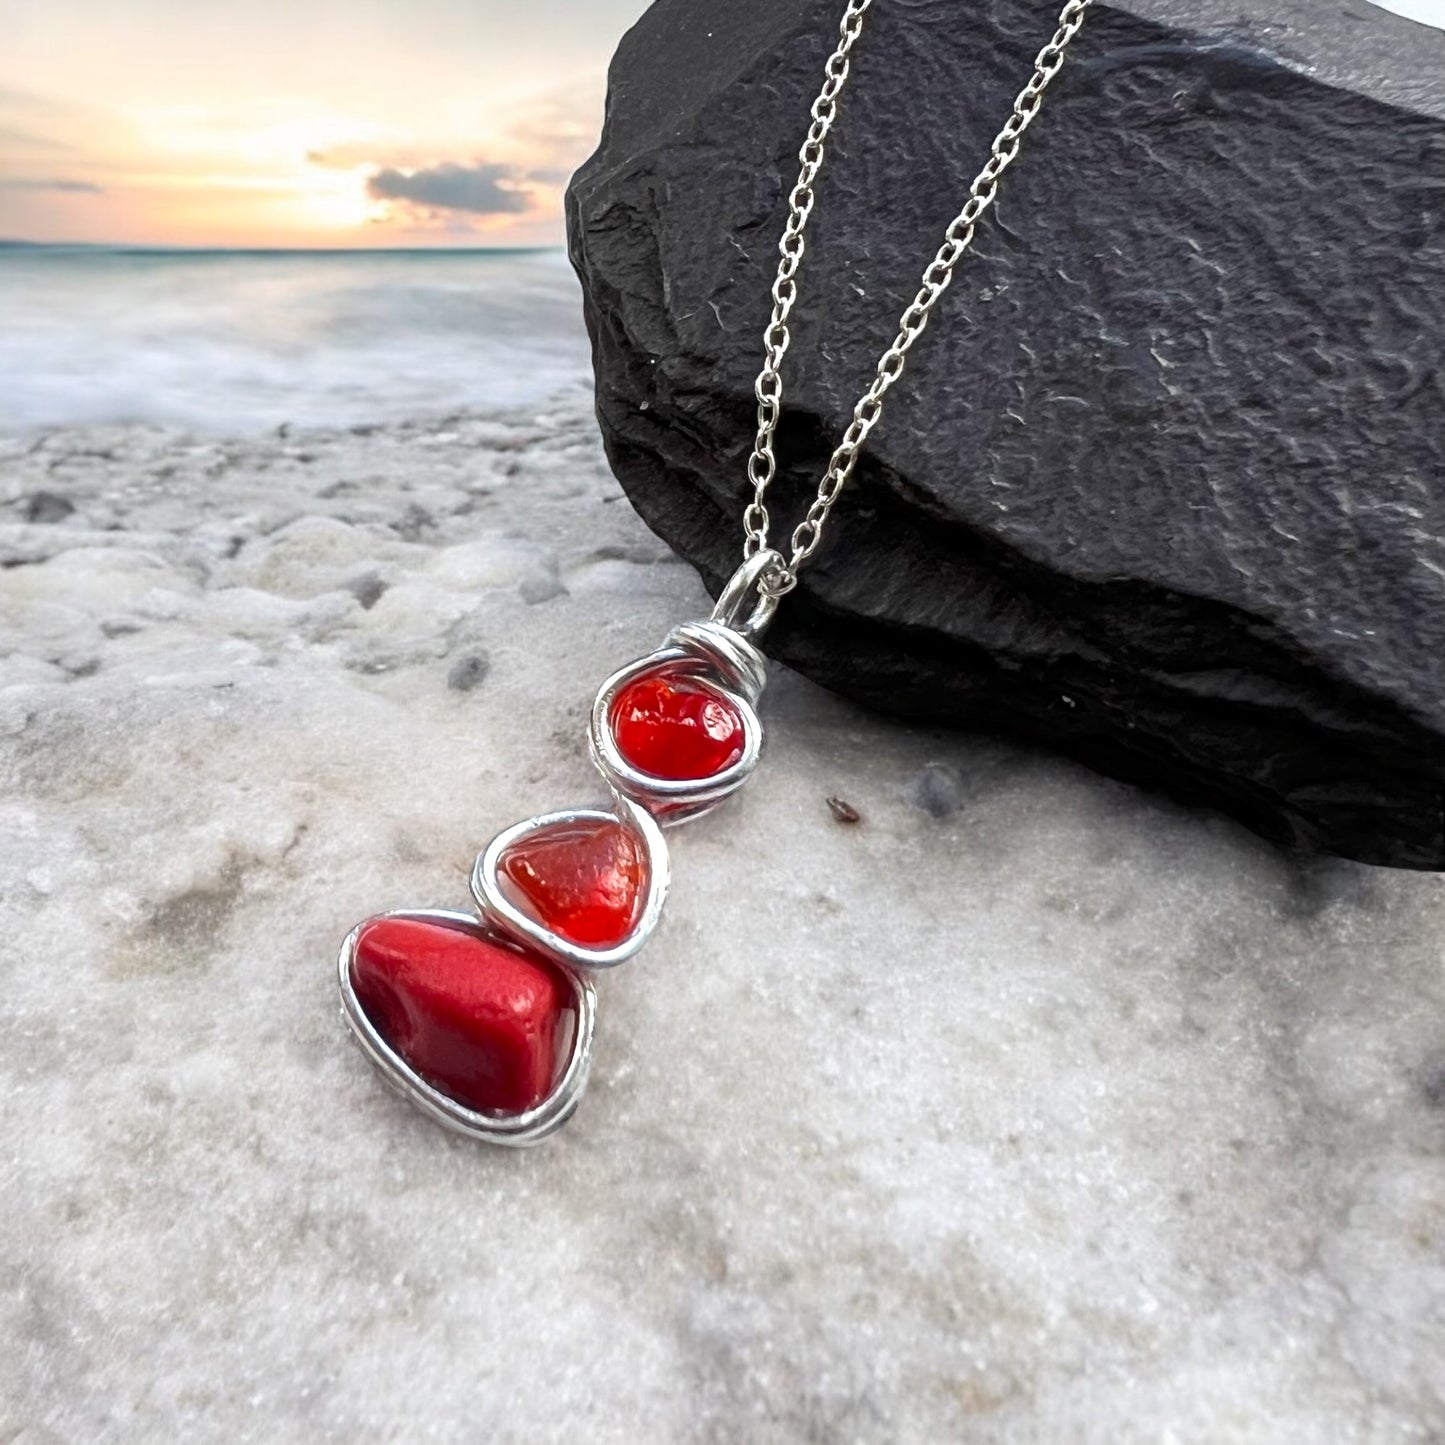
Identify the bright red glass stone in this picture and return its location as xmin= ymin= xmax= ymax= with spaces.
xmin=610 ymin=669 xmax=745 ymax=781
xmin=498 ymin=818 xmax=645 ymax=948
xmin=350 ymin=915 xmax=574 ymax=1115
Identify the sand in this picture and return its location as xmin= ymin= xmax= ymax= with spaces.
xmin=2 ymin=396 xmax=1443 ymax=1442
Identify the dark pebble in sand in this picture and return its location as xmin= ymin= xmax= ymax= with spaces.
xmin=23 ymin=491 xmax=75 ymax=525
xmin=392 ymin=504 xmax=434 ymax=541
xmin=349 ymin=573 xmax=388 ymax=610
xmin=913 ymin=763 xmax=963 ymax=820
xmin=447 ymin=653 xmax=491 ymax=692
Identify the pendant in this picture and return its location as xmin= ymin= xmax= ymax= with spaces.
xmin=337 ymin=551 xmax=779 ymax=1144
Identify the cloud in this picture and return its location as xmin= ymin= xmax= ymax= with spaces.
xmin=0 ymin=177 xmax=102 ymax=193
xmin=306 ymin=144 xmax=377 ymax=171
xmin=0 ymin=125 xmax=72 ymax=154
xmin=366 ymin=161 xmax=530 ymax=216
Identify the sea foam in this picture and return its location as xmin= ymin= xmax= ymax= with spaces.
xmin=0 ymin=247 xmax=594 ymax=434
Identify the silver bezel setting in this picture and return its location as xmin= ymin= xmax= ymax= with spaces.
xmin=338 ymin=908 xmax=597 ymax=1147
xmin=470 ymin=796 xmax=670 ymax=971
xmin=589 ymin=638 xmax=765 ymax=824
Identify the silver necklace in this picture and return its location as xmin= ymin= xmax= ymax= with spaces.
xmin=338 ymin=0 xmax=1094 ymax=1144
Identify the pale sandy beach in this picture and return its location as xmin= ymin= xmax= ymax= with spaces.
xmin=5 ymin=0 xmax=1444 ymax=1427
xmin=3 ymin=372 xmax=1444 ymax=1439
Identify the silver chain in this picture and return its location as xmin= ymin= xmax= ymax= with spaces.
xmin=743 ymin=0 xmax=1094 ymax=597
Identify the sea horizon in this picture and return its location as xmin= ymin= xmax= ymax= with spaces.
xmin=0 ymin=238 xmax=563 ymax=256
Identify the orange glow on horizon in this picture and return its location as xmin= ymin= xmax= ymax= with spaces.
xmin=0 ymin=0 xmax=645 ymax=248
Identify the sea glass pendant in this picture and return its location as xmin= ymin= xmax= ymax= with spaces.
xmin=339 ymin=551 xmax=777 ymax=1143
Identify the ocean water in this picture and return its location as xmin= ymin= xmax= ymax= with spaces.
xmin=0 ymin=247 xmax=595 ymax=434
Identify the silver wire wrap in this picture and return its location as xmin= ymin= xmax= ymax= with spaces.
xmin=338 ymin=910 xmax=597 ymax=1146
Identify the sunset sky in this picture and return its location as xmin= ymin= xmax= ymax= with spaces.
xmin=2 ymin=0 xmax=1440 ymax=249
xmin=0 ymin=0 xmax=649 ymax=248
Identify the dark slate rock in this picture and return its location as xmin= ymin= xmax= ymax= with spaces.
xmin=566 ymin=0 xmax=1445 ymax=868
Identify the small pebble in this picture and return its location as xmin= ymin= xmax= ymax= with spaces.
xmin=912 ymin=762 xmax=963 ymax=820
xmin=348 ymin=573 xmax=388 ymax=610
xmin=23 ymin=490 xmax=76 ymax=524
xmin=447 ymin=653 xmax=491 ymax=692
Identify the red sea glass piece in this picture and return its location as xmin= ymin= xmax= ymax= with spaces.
xmin=350 ymin=916 xmax=574 ymax=1115
xmin=498 ymin=818 xmax=645 ymax=948
xmin=610 ymin=669 xmax=745 ymax=781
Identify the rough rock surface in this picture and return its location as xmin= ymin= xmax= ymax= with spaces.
xmin=565 ymin=0 xmax=1445 ymax=868
xmin=3 ymin=405 xmax=1445 ymax=1441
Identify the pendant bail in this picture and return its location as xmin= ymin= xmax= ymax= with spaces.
xmin=711 ymin=549 xmax=784 ymax=640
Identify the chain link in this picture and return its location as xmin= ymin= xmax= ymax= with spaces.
xmin=743 ymin=0 xmax=1094 ymax=597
